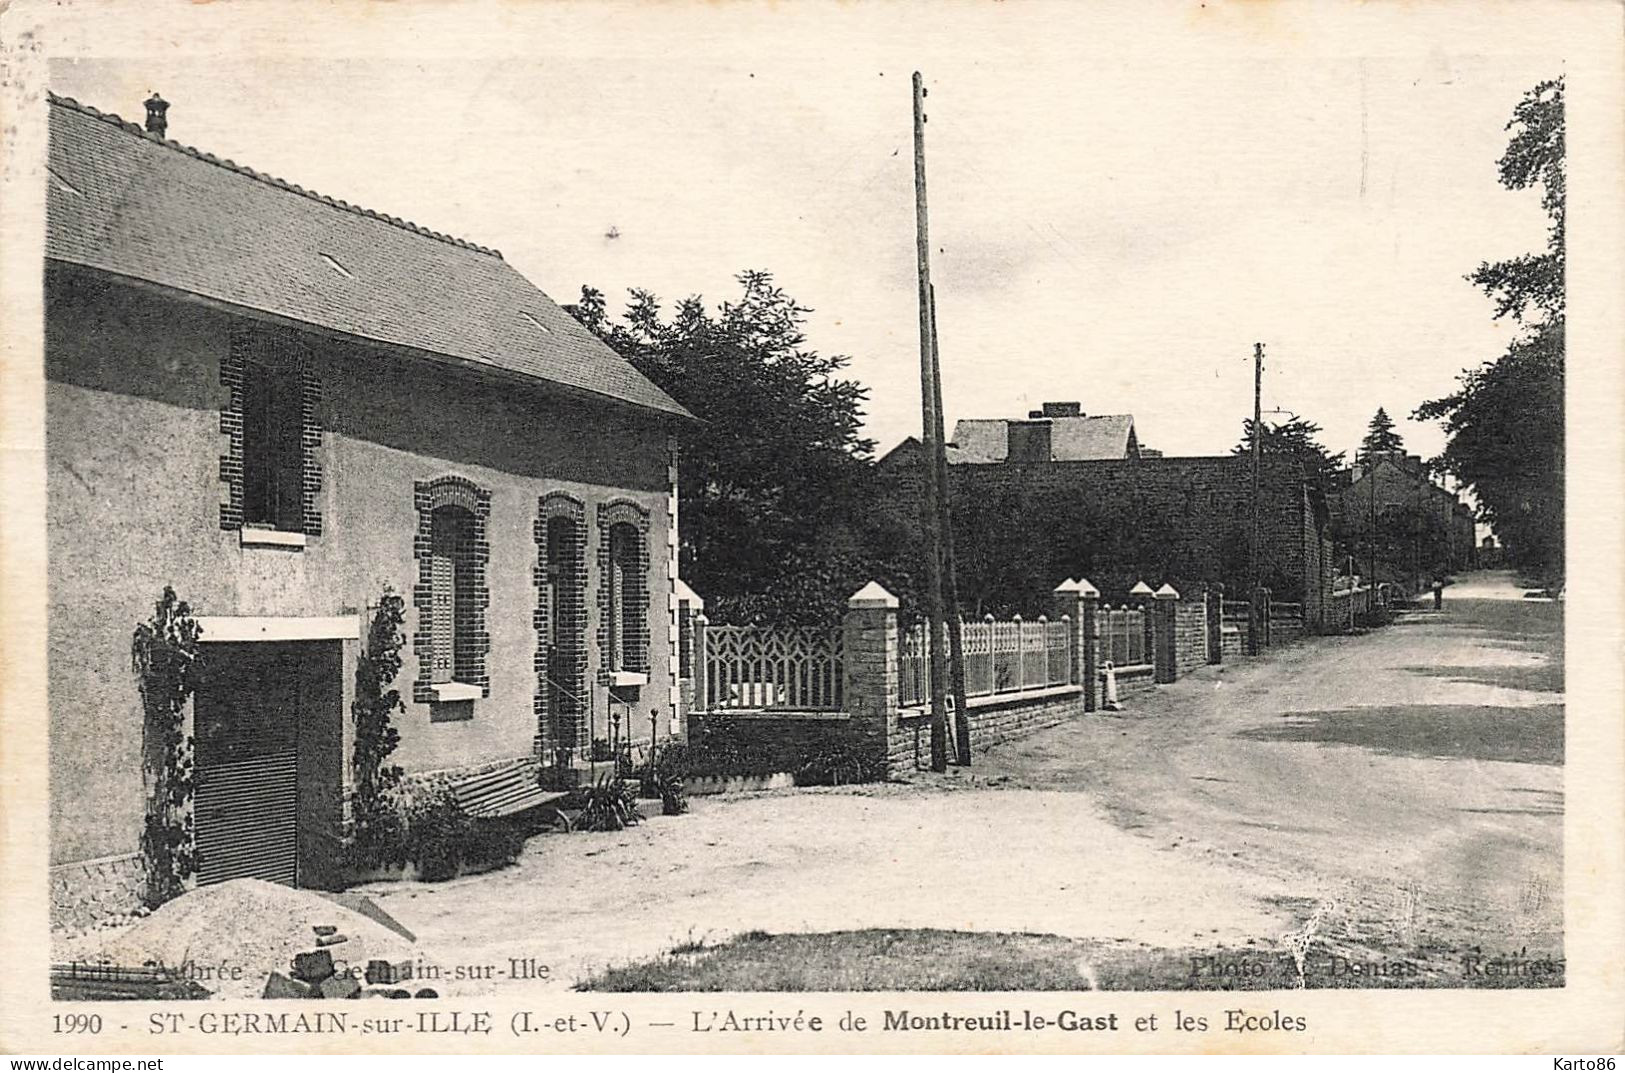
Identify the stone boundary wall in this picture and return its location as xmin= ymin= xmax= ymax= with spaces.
xmin=1174 ymin=600 xmax=1208 ymax=677
xmin=682 ymin=578 xmax=1353 ymax=787
xmin=891 ymin=689 xmax=1083 ymax=777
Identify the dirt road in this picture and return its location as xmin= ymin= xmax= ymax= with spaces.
xmin=359 ymin=571 xmax=1562 ymax=991
xmin=978 ymin=571 xmax=1563 ymax=977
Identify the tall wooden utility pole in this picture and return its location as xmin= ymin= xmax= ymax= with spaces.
xmin=929 ymin=286 xmax=971 ymax=765
xmin=1249 ymin=342 xmax=1264 ymax=593
xmin=912 ymin=71 xmax=949 ymax=773
xmin=1368 ymin=450 xmax=1379 ymax=593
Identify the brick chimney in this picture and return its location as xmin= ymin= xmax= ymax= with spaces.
xmin=1040 ymin=401 xmax=1082 ymax=418
xmin=144 ymin=93 xmax=169 ymax=138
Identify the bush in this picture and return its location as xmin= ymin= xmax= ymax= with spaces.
xmin=682 ymin=721 xmax=785 ymax=778
xmin=406 ymin=786 xmax=471 ymax=882
xmin=353 ymin=780 xmax=524 ymax=881
xmin=575 ymin=775 xmax=643 ymax=832
xmin=795 ymin=739 xmax=883 ymax=787
xmin=631 ymin=744 xmax=690 ymax=815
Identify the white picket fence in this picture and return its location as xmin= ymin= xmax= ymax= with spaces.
xmin=899 ymin=615 xmax=1073 ymax=709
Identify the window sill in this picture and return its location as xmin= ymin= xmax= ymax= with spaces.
xmin=431 ymin=682 xmax=483 ymax=703
xmin=240 ymin=527 xmax=307 ymax=549
xmin=608 ymin=671 xmax=649 ymax=688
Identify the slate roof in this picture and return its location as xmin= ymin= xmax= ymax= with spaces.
xmin=948 ymin=414 xmax=1137 ymax=462
xmin=44 ymin=93 xmax=689 ymax=419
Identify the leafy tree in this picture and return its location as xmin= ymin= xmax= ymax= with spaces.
xmin=1358 ymin=408 xmax=1405 ymax=460
xmin=568 ymin=271 xmax=877 ymax=624
xmin=1416 ymin=78 xmax=1564 ymax=582
xmin=1235 ymin=416 xmax=1346 ymax=497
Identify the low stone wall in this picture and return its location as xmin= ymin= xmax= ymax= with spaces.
xmin=891 ymin=687 xmax=1085 ymax=777
xmin=1174 ymin=601 xmax=1209 ymax=676
xmin=51 ymin=852 xmax=145 ymax=932
xmin=1270 ymin=617 xmax=1306 ymax=643
xmin=1102 ymin=663 xmax=1156 ymax=703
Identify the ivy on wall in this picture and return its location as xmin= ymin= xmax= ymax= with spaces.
xmin=130 ymin=587 xmax=201 ymax=908
xmin=350 ymin=589 xmax=407 ymax=868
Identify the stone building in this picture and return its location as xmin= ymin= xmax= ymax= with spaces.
xmin=45 ymin=92 xmax=690 ymax=914
xmin=875 ymin=403 xmax=1335 ymax=624
xmin=1338 ymin=451 xmax=1478 ymax=581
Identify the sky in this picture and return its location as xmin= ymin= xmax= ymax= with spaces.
xmin=44 ymin=7 xmax=1558 ymax=471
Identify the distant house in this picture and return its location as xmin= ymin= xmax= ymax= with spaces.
xmin=879 ymin=400 xmax=1142 ymax=467
xmin=875 ymin=403 xmax=1334 ymax=623
xmin=45 ymin=93 xmax=691 ymax=914
xmin=1339 ymin=451 xmax=1477 ymax=576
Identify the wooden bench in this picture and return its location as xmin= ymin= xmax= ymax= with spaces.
xmin=449 ymin=762 xmax=568 ymax=820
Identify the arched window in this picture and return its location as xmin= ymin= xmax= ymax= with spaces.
xmin=429 ymin=505 xmax=476 ymax=684
xmin=537 ymin=493 xmax=588 ymax=756
xmin=608 ymin=522 xmax=641 ymax=673
xmin=413 ymin=477 xmax=490 ymax=707
xmin=597 ymin=501 xmax=650 ymax=681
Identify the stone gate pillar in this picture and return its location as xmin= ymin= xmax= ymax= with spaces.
xmin=1152 ymin=583 xmax=1180 ymax=684
xmin=844 ymin=582 xmax=900 ymax=778
xmin=1078 ymin=578 xmax=1100 ymax=711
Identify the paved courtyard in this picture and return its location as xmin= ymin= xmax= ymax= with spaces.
xmin=358 ymin=571 xmax=1563 ymax=991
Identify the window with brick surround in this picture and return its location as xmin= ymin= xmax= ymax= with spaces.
xmin=608 ymin=523 xmax=638 ymax=672
xmin=242 ymin=358 xmax=303 ymax=530
xmin=597 ymin=500 xmax=651 ymax=680
xmin=220 ymin=324 xmax=323 ymax=536
xmin=429 ymin=506 xmax=477 ymax=683
xmin=413 ymin=478 xmax=491 ymax=707
xmin=535 ymin=493 xmax=589 ymax=758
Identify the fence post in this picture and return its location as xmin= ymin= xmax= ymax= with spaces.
xmin=1050 ymin=579 xmax=1085 ymax=693
xmin=1153 ymin=583 xmax=1179 ymax=684
xmin=1078 ymin=580 xmax=1100 ymax=711
xmin=1262 ymin=587 xmax=1273 ymax=648
xmin=1011 ymin=613 xmax=1024 ymax=692
xmin=982 ymin=613 xmax=996 ymax=695
xmin=1205 ymin=581 xmax=1224 ymax=664
xmin=844 ymin=582 xmax=900 ymax=778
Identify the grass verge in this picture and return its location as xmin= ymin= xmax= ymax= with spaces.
xmin=577 ymin=928 xmax=1564 ymax=992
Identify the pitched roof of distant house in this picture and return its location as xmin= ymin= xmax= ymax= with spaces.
xmin=44 ymin=93 xmax=689 ymax=419
xmin=949 ymin=414 xmax=1138 ymax=463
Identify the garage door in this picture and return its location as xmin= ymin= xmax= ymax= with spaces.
xmin=193 ymin=645 xmax=303 ymax=887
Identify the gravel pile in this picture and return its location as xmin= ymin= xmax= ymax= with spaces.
xmin=71 ymin=879 xmax=420 ymax=1000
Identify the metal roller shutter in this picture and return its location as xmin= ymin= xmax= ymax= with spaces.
xmin=193 ymin=643 xmax=303 ymax=888
xmin=195 ymin=753 xmax=297 ymax=886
